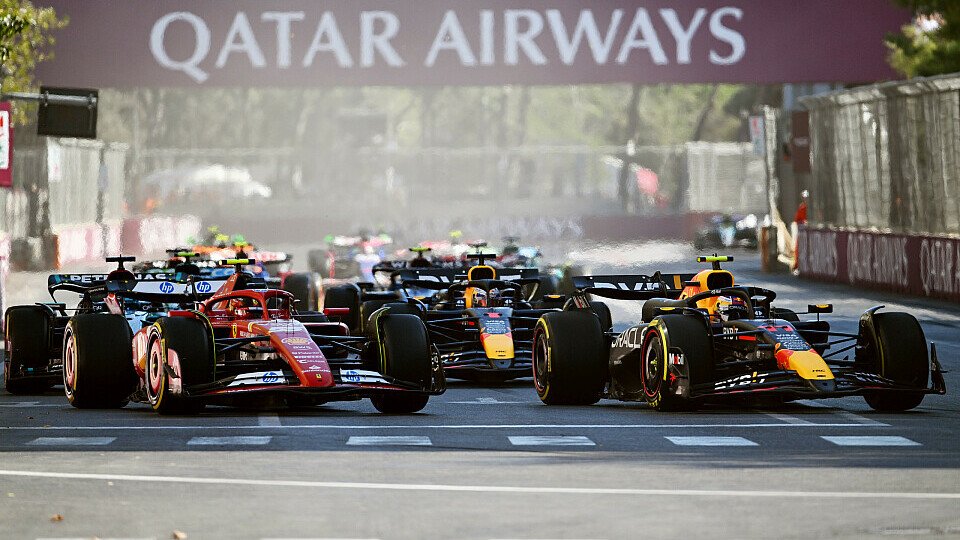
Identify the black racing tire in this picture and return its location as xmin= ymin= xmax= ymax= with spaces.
xmin=323 ymin=284 xmax=361 ymax=333
xmin=532 ymin=274 xmax=560 ymax=301
xmin=589 ymin=301 xmax=613 ymax=333
xmin=145 ymin=317 xmax=215 ymax=415
xmin=4 ymin=306 xmax=52 ymax=395
xmin=360 ymin=299 xmax=396 ymax=334
xmin=370 ymin=314 xmax=432 ymax=414
xmin=283 ymin=273 xmax=320 ymax=311
xmin=771 ymin=307 xmax=800 ymax=322
xmin=641 ymin=314 xmax=713 ymax=411
xmin=532 ymin=311 xmax=606 ymax=405
xmin=861 ymin=312 xmax=928 ymax=412
xmin=62 ymin=314 xmax=136 ymax=408
xmin=294 ymin=312 xmax=329 ymax=323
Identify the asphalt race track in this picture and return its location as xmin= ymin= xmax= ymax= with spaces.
xmin=1 ymin=244 xmax=958 ymax=539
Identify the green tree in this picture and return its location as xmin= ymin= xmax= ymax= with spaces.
xmin=0 ymin=0 xmax=67 ymax=124
xmin=887 ymin=0 xmax=960 ymax=77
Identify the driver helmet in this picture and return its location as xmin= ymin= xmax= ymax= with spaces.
xmin=472 ymin=288 xmax=488 ymax=308
xmin=487 ymin=288 xmax=501 ymax=307
xmin=717 ymin=295 xmax=749 ymax=322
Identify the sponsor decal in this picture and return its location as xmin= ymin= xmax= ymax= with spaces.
xmin=195 ymin=280 xmax=213 ymax=293
xmin=282 ymin=337 xmax=310 ymax=345
xmin=159 ymin=281 xmax=175 ymax=294
xmin=262 ymin=371 xmax=279 ymax=383
xmin=612 ymin=326 xmax=642 ymax=349
xmin=715 ymin=371 xmax=769 ymax=390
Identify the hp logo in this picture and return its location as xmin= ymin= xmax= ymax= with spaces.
xmin=159 ymin=281 xmax=175 ymax=294
xmin=195 ymin=281 xmax=212 ymax=293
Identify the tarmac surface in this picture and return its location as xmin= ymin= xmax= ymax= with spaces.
xmin=1 ymin=243 xmax=958 ymax=539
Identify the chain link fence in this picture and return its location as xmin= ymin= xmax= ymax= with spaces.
xmin=802 ymin=74 xmax=960 ymax=236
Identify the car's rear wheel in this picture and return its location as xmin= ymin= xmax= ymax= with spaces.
xmin=641 ymin=314 xmax=713 ymax=411
xmin=145 ymin=317 xmax=215 ymax=415
xmin=532 ymin=311 xmax=606 ymax=405
xmin=282 ymin=273 xmax=321 ymax=311
xmin=860 ymin=312 xmax=928 ymax=412
xmin=369 ymin=314 xmax=432 ymax=414
xmin=63 ymin=314 xmax=136 ymax=408
xmin=323 ymin=284 xmax=361 ymax=333
xmin=4 ymin=306 xmax=52 ymax=395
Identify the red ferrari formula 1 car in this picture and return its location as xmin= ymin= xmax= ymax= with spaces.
xmin=28 ymin=258 xmax=444 ymax=414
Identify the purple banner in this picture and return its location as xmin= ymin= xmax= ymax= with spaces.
xmin=35 ymin=0 xmax=907 ymax=87
xmin=798 ymin=226 xmax=960 ymax=303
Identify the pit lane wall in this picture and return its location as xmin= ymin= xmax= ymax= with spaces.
xmin=798 ymin=226 xmax=960 ymax=302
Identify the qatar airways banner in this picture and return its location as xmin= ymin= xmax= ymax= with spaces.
xmin=798 ymin=227 xmax=960 ymax=303
xmin=35 ymin=0 xmax=907 ymax=87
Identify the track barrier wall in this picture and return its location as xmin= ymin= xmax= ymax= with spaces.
xmin=798 ymin=226 xmax=960 ymax=302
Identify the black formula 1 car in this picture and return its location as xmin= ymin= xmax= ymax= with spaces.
xmin=325 ymin=253 xmax=607 ymax=382
xmin=531 ymin=256 xmax=946 ymax=411
xmin=4 ymin=257 xmax=444 ymax=414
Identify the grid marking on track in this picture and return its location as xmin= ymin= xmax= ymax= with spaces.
xmin=187 ymin=436 xmax=272 ymax=446
xmin=508 ymin=436 xmax=596 ymax=446
xmin=666 ymin=436 xmax=758 ymax=447
xmin=26 ymin=437 xmax=116 ymax=446
xmin=821 ymin=436 xmax=920 ymax=447
xmin=346 ymin=436 xmax=432 ymax=446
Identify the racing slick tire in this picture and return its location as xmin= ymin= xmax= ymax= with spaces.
xmin=641 ymin=314 xmax=713 ymax=412
xmin=63 ymin=314 xmax=137 ymax=408
xmin=370 ymin=314 xmax=432 ymax=414
xmin=4 ymin=306 xmax=53 ymax=395
xmin=860 ymin=312 xmax=928 ymax=412
xmin=323 ymin=284 xmax=361 ymax=333
xmin=282 ymin=273 xmax=321 ymax=311
xmin=589 ymin=301 xmax=613 ymax=333
xmin=532 ymin=311 xmax=606 ymax=405
xmin=145 ymin=317 xmax=215 ymax=415
xmin=360 ymin=299 xmax=396 ymax=333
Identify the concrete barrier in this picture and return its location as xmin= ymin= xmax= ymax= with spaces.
xmin=798 ymin=225 xmax=960 ymax=302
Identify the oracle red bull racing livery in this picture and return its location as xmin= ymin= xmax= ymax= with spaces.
xmin=532 ymin=256 xmax=946 ymax=411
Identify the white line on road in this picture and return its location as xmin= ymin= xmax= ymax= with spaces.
xmin=1 ymin=469 xmax=958 ymax=500
xmin=447 ymin=397 xmax=531 ymax=404
xmin=764 ymin=413 xmax=814 ymax=425
xmin=26 ymin=437 xmax=116 ymax=446
xmin=508 ymin=436 xmax=595 ymax=446
xmin=0 ymin=402 xmax=61 ymax=408
xmin=666 ymin=436 xmax=758 ymax=447
xmin=347 ymin=436 xmax=432 ymax=446
xmin=821 ymin=436 xmax=920 ymax=447
xmin=0 ymin=422 xmax=889 ymax=431
xmin=258 ymin=414 xmax=282 ymax=427
xmin=187 ymin=436 xmax=272 ymax=446
xmin=833 ymin=411 xmax=889 ymax=426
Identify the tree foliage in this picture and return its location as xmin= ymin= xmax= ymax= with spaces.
xmin=887 ymin=0 xmax=960 ymax=77
xmin=0 ymin=0 xmax=67 ymax=124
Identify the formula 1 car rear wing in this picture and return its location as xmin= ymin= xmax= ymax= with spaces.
xmin=572 ymin=273 xmax=695 ymax=300
xmin=48 ymin=272 xmax=177 ymax=295
xmin=104 ymin=277 xmax=229 ymax=302
xmin=396 ymin=267 xmax=540 ymax=289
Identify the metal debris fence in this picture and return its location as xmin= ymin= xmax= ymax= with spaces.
xmin=801 ymin=74 xmax=960 ymax=236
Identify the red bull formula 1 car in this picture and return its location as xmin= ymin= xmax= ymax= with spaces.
xmin=532 ymin=256 xmax=946 ymax=411
xmin=5 ymin=257 xmax=443 ymax=414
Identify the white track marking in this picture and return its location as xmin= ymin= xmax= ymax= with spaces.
xmin=0 ymin=422 xmax=888 ymax=432
xmin=0 ymin=402 xmax=61 ymax=408
xmin=187 ymin=436 xmax=272 ymax=446
xmin=508 ymin=436 xmax=595 ymax=446
xmin=346 ymin=436 xmax=432 ymax=446
xmin=821 ymin=436 xmax=920 ymax=447
xmin=258 ymin=414 xmax=282 ymax=427
xmin=2 ymin=469 xmax=958 ymax=500
xmin=833 ymin=411 xmax=888 ymax=426
xmin=666 ymin=436 xmax=758 ymax=447
xmin=764 ymin=413 xmax=814 ymax=425
xmin=448 ymin=397 xmax=530 ymax=404
xmin=26 ymin=437 xmax=115 ymax=446
xmin=795 ymin=399 xmax=833 ymax=408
